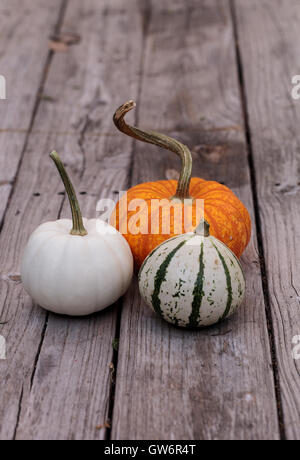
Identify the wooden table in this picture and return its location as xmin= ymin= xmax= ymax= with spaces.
xmin=0 ymin=0 xmax=299 ymax=440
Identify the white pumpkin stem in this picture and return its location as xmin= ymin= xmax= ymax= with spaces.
xmin=50 ymin=151 xmax=88 ymax=236
xmin=113 ymin=100 xmax=193 ymax=201
xmin=195 ymin=219 xmax=210 ymax=237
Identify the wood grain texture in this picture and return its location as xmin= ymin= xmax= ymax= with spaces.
xmin=234 ymin=0 xmax=300 ymax=439
xmin=12 ymin=0 xmax=144 ymax=440
xmin=0 ymin=0 xmax=64 ymax=225
xmin=111 ymin=0 xmax=280 ymax=440
xmin=0 ymin=0 xmax=66 ymax=440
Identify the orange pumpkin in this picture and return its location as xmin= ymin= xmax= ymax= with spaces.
xmin=111 ymin=101 xmax=251 ymax=269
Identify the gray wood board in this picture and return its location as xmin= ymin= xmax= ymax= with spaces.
xmin=0 ymin=0 xmax=66 ymax=440
xmin=234 ymin=0 xmax=300 ymax=439
xmin=0 ymin=0 xmax=64 ymax=224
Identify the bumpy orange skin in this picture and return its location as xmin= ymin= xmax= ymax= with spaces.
xmin=110 ymin=178 xmax=251 ymax=269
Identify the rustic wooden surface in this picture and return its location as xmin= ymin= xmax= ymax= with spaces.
xmin=234 ymin=0 xmax=300 ymax=439
xmin=0 ymin=0 xmax=298 ymax=440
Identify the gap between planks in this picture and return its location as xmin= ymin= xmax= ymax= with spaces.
xmin=0 ymin=126 xmax=243 ymax=136
xmin=229 ymin=0 xmax=286 ymax=440
xmin=105 ymin=0 xmax=152 ymax=440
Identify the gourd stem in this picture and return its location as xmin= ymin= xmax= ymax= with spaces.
xmin=113 ymin=100 xmax=193 ymax=200
xmin=195 ymin=219 xmax=210 ymax=237
xmin=50 ymin=151 xmax=87 ymax=236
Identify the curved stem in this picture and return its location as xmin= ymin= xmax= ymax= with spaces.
xmin=113 ymin=100 xmax=193 ymax=200
xmin=50 ymin=151 xmax=87 ymax=236
xmin=195 ymin=219 xmax=210 ymax=237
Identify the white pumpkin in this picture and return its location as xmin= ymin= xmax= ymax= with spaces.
xmin=21 ymin=151 xmax=133 ymax=316
xmin=138 ymin=219 xmax=245 ymax=327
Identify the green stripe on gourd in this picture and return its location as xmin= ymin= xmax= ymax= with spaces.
xmin=188 ymin=242 xmax=205 ymax=328
xmin=138 ymin=234 xmax=185 ymax=284
xmin=212 ymin=243 xmax=233 ymax=321
xmin=151 ymin=240 xmax=187 ymax=316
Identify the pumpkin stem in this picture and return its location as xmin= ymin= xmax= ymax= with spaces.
xmin=50 ymin=151 xmax=87 ymax=236
xmin=113 ymin=100 xmax=193 ymax=201
xmin=195 ymin=219 xmax=210 ymax=237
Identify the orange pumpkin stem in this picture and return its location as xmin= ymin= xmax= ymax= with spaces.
xmin=113 ymin=100 xmax=193 ymax=201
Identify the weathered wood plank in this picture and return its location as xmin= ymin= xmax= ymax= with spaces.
xmin=0 ymin=0 xmax=64 ymax=225
xmin=234 ymin=0 xmax=300 ymax=439
xmin=111 ymin=0 xmax=280 ymax=440
xmin=0 ymin=0 xmax=67 ymax=440
xmin=12 ymin=0 xmax=144 ymax=440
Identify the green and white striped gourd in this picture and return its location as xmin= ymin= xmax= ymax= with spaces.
xmin=138 ymin=219 xmax=245 ymax=328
